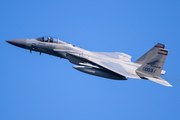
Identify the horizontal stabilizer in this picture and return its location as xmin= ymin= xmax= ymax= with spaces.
xmin=145 ymin=77 xmax=172 ymax=87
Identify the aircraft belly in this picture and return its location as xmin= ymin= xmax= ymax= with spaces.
xmin=73 ymin=66 xmax=127 ymax=80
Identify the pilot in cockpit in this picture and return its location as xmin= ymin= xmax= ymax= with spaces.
xmin=50 ymin=37 xmax=53 ymax=42
xmin=36 ymin=36 xmax=66 ymax=44
xmin=47 ymin=37 xmax=50 ymax=42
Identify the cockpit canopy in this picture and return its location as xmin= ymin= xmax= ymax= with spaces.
xmin=36 ymin=36 xmax=67 ymax=44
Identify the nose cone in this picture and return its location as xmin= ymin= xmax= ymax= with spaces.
xmin=6 ymin=39 xmax=27 ymax=48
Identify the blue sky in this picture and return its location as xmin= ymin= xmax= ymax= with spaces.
xmin=1 ymin=0 xmax=180 ymax=120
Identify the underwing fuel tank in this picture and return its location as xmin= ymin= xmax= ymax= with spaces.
xmin=73 ymin=66 xmax=127 ymax=80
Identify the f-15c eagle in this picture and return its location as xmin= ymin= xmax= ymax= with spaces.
xmin=6 ymin=36 xmax=172 ymax=87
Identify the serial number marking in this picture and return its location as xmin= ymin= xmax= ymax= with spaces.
xmin=142 ymin=67 xmax=154 ymax=73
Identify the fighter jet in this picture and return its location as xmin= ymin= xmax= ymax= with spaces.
xmin=6 ymin=36 xmax=172 ymax=87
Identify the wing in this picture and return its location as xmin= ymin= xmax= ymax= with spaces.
xmin=88 ymin=55 xmax=136 ymax=78
xmin=54 ymin=49 xmax=136 ymax=78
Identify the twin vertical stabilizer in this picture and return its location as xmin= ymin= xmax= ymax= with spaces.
xmin=135 ymin=43 xmax=172 ymax=87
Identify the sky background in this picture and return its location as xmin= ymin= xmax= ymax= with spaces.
xmin=1 ymin=0 xmax=180 ymax=120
